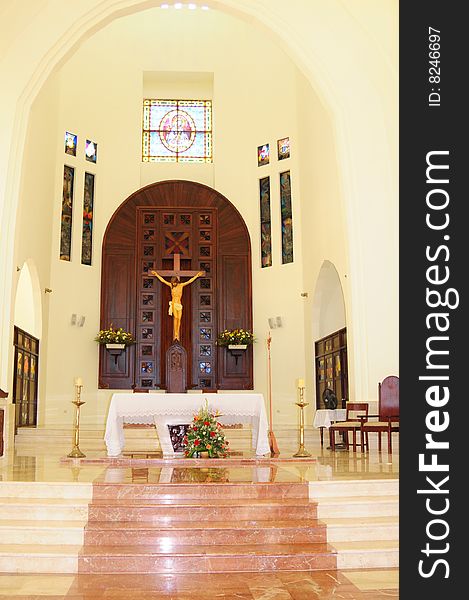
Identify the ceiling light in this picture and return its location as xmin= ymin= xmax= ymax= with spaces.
xmin=188 ymin=3 xmax=197 ymax=9
xmin=174 ymin=2 xmax=183 ymax=8
xmin=161 ymin=3 xmax=169 ymax=7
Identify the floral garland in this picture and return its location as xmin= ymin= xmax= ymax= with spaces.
xmin=184 ymin=400 xmax=229 ymax=458
xmin=216 ymin=328 xmax=255 ymax=347
xmin=95 ymin=324 xmax=135 ymax=346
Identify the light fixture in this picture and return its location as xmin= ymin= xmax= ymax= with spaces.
xmin=188 ymin=3 xmax=197 ymax=9
xmin=201 ymin=5 xmax=209 ymax=9
xmin=161 ymin=3 xmax=169 ymax=7
xmin=174 ymin=2 xmax=183 ymax=8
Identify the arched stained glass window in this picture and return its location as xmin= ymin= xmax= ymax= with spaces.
xmin=142 ymin=99 xmax=212 ymax=163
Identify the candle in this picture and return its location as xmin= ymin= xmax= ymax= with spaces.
xmin=74 ymin=377 xmax=83 ymax=387
xmin=297 ymin=378 xmax=305 ymax=388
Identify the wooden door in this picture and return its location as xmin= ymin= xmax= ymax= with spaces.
xmin=315 ymin=328 xmax=348 ymax=408
xmin=13 ymin=327 xmax=39 ymax=427
xmin=99 ymin=180 xmax=253 ymax=391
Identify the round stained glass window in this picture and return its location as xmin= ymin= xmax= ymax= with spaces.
xmin=159 ymin=109 xmax=196 ymax=153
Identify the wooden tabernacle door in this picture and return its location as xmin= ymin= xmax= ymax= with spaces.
xmin=99 ymin=180 xmax=253 ymax=391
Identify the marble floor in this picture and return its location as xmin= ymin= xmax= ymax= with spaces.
xmin=0 ymin=433 xmax=399 ymax=598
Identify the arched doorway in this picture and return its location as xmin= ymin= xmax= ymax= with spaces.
xmin=99 ymin=180 xmax=253 ymax=391
xmin=13 ymin=260 xmax=42 ymax=427
xmin=312 ymin=260 xmax=347 ymax=408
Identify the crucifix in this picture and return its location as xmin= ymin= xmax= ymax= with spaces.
xmin=149 ymin=254 xmax=205 ymax=342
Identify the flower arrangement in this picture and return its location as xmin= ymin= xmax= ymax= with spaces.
xmin=95 ymin=324 xmax=135 ymax=346
xmin=216 ymin=328 xmax=255 ymax=347
xmin=184 ymin=400 xmax=229 ymax=458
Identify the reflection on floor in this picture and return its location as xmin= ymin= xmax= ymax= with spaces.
xmin=0 ymin=431 xmax=399 ymax=598
xmin=0 ymin=570 xmax=399 ymax=599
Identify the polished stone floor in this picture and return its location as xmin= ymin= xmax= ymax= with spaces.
xmin=0 ymin=570 xmax=399 ymax=599
xmin=0 ymin=434 xmax=399 ymax=598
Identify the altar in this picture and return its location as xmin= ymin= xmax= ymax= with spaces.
xmin=104 ymin=393 xmax=271 ymax=457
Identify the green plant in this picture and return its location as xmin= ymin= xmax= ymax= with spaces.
xmin=95 ymin=324 xmax=135 ymax=346
xmin=184 ymin=400 xmax=229 ymax=458
xmin=216 ymin=328 xmax=255 ymax=346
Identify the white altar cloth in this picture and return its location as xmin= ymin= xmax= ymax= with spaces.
xmin=104 ymin=393 xmax=270 ymax=457
xmin=313 ymin=409 xmax=347 ymax=429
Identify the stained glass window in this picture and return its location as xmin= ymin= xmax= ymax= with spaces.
xmin=64 ymin=132 xmax=77 ymax=156
xmin=277 ymin=137 xmax=290 ymax=160
xmin=259 ymin=176 xmax=272 ymax=267
xmin=81 ymin=172 xmax=95 ymax=266
xmin=85 ymin=139 xmax=98 ymax=163
xmin=142 ymin=99 xmax=212 ymax=163
xmin=280 ymin=171 xmax=294 ymax=264
xmin=257 ymin=144 xmax=270 ymax=166
xmin=60 ymin=166 xmax=75 ymax=261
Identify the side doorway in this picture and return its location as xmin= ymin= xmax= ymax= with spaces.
xmin=13 ymin=327 xmax=39 ymax=428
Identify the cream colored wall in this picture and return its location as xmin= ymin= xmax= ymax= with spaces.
xmin=12 ymin=76 xmax=60 ymax=424
xmin=39 ymin=8 xmax=307 ymax=427
xmin=0 ymin=1 xmax=398 ymax=433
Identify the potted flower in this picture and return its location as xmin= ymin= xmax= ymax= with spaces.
xmin=184 ymin=400 xmax=229 ymax=458
xmin=216 ymin=328 xmax=255 ymax=350
xmin=95 ymin=325 xmax=135 ymax=363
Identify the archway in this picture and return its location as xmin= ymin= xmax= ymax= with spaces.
xmin=14 ymin=259 xmax=42 ymax=340
xmin=13 ymin=259 xmax=42 ymax=427
xmin=0 ymin=1 xmax=398 ymax=405
xmin=312 ymin=260 xmax=346 ymax=341
xmin=311 ymin=260 xmax=348 ymax=408
xmin=99 ymin=180 xmax=253 ymax=391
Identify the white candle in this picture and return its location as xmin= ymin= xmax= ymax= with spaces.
xmin=297 ymin=378 xmax=305 ymax=388
xmin=74 ymin=377 xmax=83 ymax=387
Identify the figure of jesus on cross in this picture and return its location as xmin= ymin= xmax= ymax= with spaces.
xmin=149 ymin=254 xmax=205 ymax=342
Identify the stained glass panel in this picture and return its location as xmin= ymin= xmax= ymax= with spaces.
xmin=280 ymin=171 xmax=294 ymax=264
xmin=142 ymin=99 xmax=212 ymax=163
xmin=85 ymin=139 xmax=98 ymax=163
xmin=60 ymin=166 xmax=75 ymax=261
xmin=257 ymin=143 xmax=269 ymax=166
xmin=64 ymin=132 xmax=77 ymax=156
xmin=277 ymin=137 xmax=290 ymax=160
xmin=259 ymin=176 xmax=272 ymax=268
xmin=81 ymin=172 xmax=95 ymax=266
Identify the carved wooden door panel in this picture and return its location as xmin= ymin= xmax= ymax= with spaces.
xmin=134 ymin=207 xmax=217 ymax=390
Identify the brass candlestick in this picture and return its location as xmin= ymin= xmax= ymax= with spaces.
xmin=67 ymin=382 xmax=86 ymax=458
xmin=293 ymin=384 xmax=312 ymax=458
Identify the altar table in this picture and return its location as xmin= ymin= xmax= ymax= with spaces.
xmin=104 ymin=393 xmax=270 ymax=457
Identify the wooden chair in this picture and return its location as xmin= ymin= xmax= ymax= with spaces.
xmin=329 ymin=402 xmax=369 ymax=452
xmin=362 ymin=375 xmax=399 ymax=454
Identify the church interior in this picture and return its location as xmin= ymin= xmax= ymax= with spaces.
xmin=0 ymin=1 xmax=398 ymax=597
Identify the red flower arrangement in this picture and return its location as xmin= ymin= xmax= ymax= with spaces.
xmin=184 ymin=400 xmax=229 ymax=458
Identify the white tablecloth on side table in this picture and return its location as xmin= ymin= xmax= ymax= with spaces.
xmin=104 ymin=393 xmax=270 ymax=457
xmin=313 ymin=409 xmax=347 ymax=429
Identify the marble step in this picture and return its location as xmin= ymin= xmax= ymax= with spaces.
xmin=0 ymin=497 xmax=89 ymax=521
xmin=87 ymin=497 xmax=318 ymax=522
xmin=310 ymin=479 xmax=398 ymax=498
xmin=91 ymin=482 xmax=309 ymax=500
xmin=316 ymin=495 xmax=399 ymax=519
xmin=0 ymin=544 xmax=81 ymax=573
xmin=324 ymin=516 xmax=399 ymax=542
xmin=84 ymin=518 xmax=327 ymax=546
xmin=0 ymin=481 xmax=93 ymax=499
xmin=78 ymin=542 xmax=337 ymax=573
xmin=0 ymin=520 xmax=85 ymax=545
xmin=333 ymin=540 xmax=399 ymax=569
